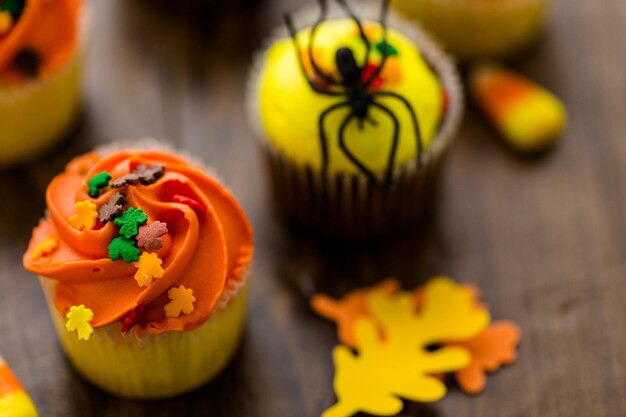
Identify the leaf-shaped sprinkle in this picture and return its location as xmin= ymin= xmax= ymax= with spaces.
xmin=164 ymin=286 xmax=196 ymax=318
xmin=134 ymin=164 xmax=165 ymax=184
xmin=66 ymin=305 xmax=94 ymax=341
xmin=108 ymin=237 xmax=140 ymax=263
xmin=114 ymin=207 xmax=148 ymax=239
xmin=0 ymin=11 xmax=13 ymax=35
xmin=68 ymin=201 xmax=98 ymax=231
xmin=120 ymin=306 xmax=145 ymax=333
xmin=111 ymin=164 xmax=165 ymax=188
xmin=133 ymin=252 xmax=164 ymax=287
xmin=98 ymin=192 xmax=127 ymax=223
xmin=136 ymin=221 xmax=168 ymax=250
xmin=87 ymin=171 xmax=111 ymax=198
xmin=31 ymin=235 xmax=59 ymax=260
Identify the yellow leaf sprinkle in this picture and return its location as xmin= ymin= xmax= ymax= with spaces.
xmin=133 ymin=252 xmax=164 ymax=287
xmin=0 ymin=12 xmax=13 ymax=35
xmin=68 ymin=200 xmax=98 ymax=231
xmin=31 ymin=236 xmax=59 ymax=260
xmin=66 ymin=305 xmax=94 ymax=341
xmin=164 ymin=286 xmax=196 ymax=318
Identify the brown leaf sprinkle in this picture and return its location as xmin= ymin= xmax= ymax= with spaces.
xmin=110 ymin=172 xmax=141 ymax=188
xmin=136 ymin=221 xmax=169 ymax=250
xmin=111 ymin=164 xmax=165 ymax=188
xmin=135 ymin=164 xmax=165 ymax=184
xmin=98 ymin=193 xmax=127 ymax=223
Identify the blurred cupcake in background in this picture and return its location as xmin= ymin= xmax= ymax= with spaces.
xmin=391 ymin=0 xmax=551 ymax=60
xmin=143 ymin=0 xmax=266 ymax=26
xmin=0 ymin=0 xmax=85 ymax=167
xmin=247 ymin=0 xmax=463 ymax=241
xmin=23 ymin=144 xmax=254 ymax=399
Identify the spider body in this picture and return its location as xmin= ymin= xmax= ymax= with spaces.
xmin=336 ymin=47 xmax=372 ymax=120
xmin=285 ymin=0 xmax=424 ymax=187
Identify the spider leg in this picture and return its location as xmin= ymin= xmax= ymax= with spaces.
xmin=319 ymin=101 xmax=351 ymax=178
xmin=308 ymin=0 xmax=341 ymax=86
xmin=336 ymin=0 xmax=371 ymax=71
xmin=373 ymin=90 xmax=423 ymax=169
xmin=337 ymin=111 xmax=382 ymax=185
xmin=364 ymin=0 xmax=390 ymax=87
xmin=370 ymin=100 xmax=400 ymax=186
xmin=366 ymin=116 xmax=378 ymax=127
xmin=284 ymin=13 xmax=342 ymax=96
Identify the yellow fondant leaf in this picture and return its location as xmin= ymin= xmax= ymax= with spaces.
xmin=65 ymin=305 xmax=94 ymax=341
xmin=324 ymin=278 xmax=490 ymax=417
xmin=68 ymin=201 xmax=98 ymax=231
xmin=376 ymin=276 xmax=491 ymax=346
xmin=324 ymin=316 xmax=470 ymax=417
xmin=164 ymin=286 xmax=196 ymax=318
xmin=133 ymin=252 xmax=164 ymax=287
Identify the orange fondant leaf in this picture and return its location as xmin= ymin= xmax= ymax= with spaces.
xmin=447 ymin=320 xmax=521 ymax=394
xmin=310 ymin=278 xmax=400 ymax=348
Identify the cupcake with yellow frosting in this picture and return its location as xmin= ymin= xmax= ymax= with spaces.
xmin=248 ymin=0 xmax=462 ymax=240
xmin=391 ymin=0 xmax=550 ymax=60
xmin=23 ymin=145 xmax=254 ymax=399
xmin=0 ymin=0 xmax=85 ymax=166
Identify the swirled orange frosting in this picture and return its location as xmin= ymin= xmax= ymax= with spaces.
xmin=23 ymin=149 xmax=254 ymax=335
xmin=0 ymin=0 xmax=81 ymax=82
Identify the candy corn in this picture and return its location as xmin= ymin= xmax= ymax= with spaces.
xmin=0 ymin=356 xmax=38 ymax=417
xmin=470 ymin=63 xmax=567 ymax=153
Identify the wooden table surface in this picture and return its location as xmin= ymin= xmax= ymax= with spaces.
xmin=1 ymin=0 xmax=625 ymax=416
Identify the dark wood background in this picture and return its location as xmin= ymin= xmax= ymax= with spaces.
xmin=1 ymin=0 xmax=625 ymax=415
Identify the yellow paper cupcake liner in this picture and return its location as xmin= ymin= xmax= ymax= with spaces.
xmin=40 ymin=269 xmax=250 ymax=399
xmin=0 ymin=7 xmax=88 ymax=167
xmin=392 ymin=0 xmax=550 ymax=60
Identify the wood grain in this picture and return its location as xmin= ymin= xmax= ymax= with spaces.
xmin=1 ymin=0 xmax=625 ymax=416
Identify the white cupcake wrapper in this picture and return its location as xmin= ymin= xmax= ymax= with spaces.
xmin=246 ymin=2 xmax=463 ymax=240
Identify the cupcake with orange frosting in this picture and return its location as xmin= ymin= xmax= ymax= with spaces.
xmin=23 ymin=145 xmax=254 ymax=399
xmin=0 ymin=0 xmax=85 ymax=166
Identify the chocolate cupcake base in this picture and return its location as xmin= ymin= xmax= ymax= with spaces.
xmin=264 ymin=146 xmax=447 ymax=241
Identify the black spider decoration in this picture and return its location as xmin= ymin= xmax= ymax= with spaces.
xmin=285 ymin=0 xmax=423 ymax=187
